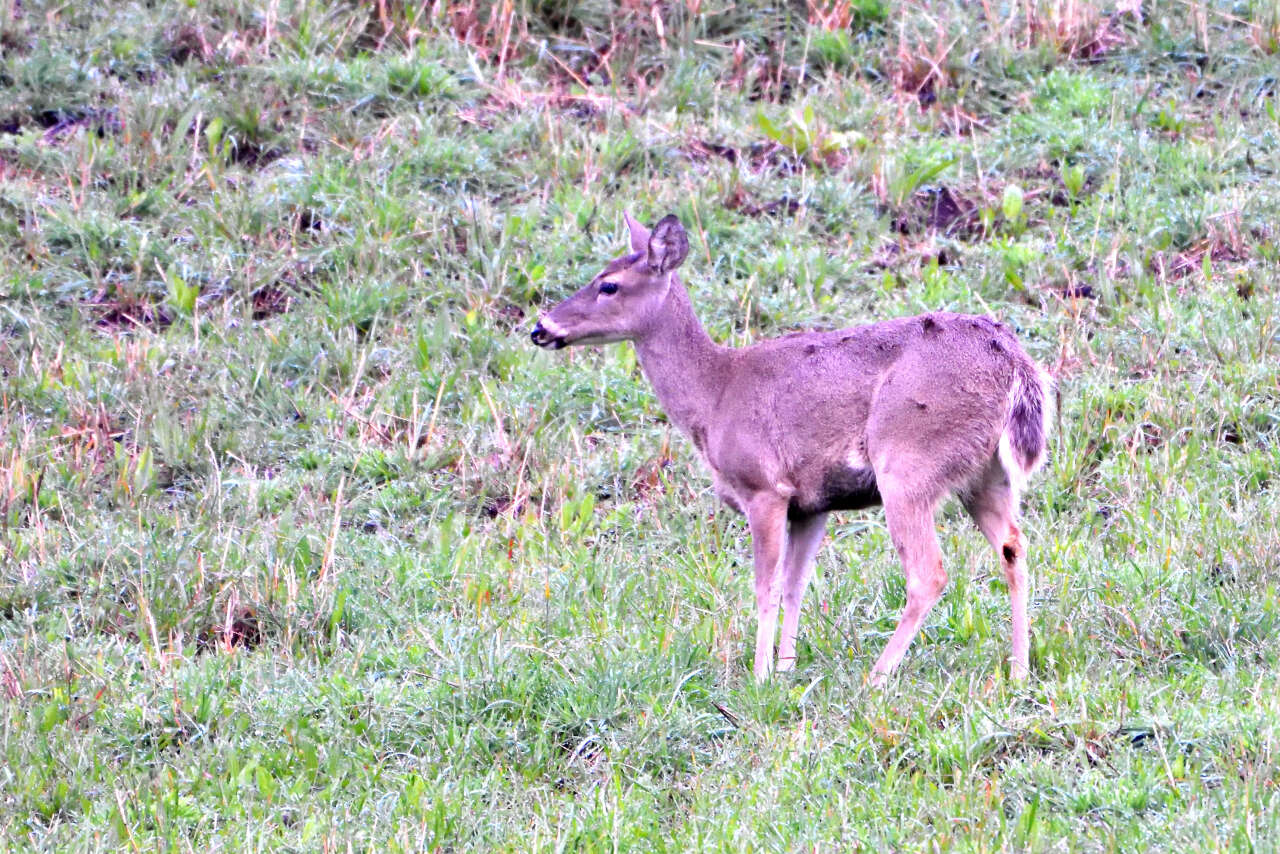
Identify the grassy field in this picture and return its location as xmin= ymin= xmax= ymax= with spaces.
xmin=2 ymin=0 xmax=1279 ymax=849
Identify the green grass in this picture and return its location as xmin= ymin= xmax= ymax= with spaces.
xmin=2 ymin=0 xmax=1279 ymax=849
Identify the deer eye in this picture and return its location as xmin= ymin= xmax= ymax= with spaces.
xmin=599 ymin=281 xmax=619 ymax=295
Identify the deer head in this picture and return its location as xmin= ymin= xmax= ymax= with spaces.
xmin=530 ymin=213 xmax=690 ymax=350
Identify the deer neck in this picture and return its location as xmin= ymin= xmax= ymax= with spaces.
xmin=631 ymin=278 xmax=728 ymax=437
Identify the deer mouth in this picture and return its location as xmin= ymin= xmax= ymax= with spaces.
xmin=530 ymin=320 xmax=567 ymax=349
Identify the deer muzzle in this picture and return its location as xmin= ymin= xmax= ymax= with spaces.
xmin=530 ymin=318 xmax=568 ymax=349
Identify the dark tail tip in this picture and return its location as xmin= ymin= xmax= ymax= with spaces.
xmin=1008 ymin=364 xmax=1050 ymax=473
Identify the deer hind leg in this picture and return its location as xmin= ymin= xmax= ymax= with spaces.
xmin=777 ymin=512 xmax=828 ymax=672
xmin=869 ymin=488 xmax=946 ymax=687
xmin=964 ymin=464 xmax=1030 ymax=680
xmin=746 ymin=495 xmax=789 ymax=681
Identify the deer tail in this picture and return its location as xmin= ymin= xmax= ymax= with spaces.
xmin=1001 ymin=358 xmax=1053 ymax=484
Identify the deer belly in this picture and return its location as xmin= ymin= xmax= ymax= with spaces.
xmin=789 ymin=465 xmax=881 ymax=518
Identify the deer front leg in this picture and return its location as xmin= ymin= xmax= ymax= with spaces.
xmin=777 ymin=512 xmax=828 ymax=672
xmin=746 ymin=495 xmax=789 ymax=681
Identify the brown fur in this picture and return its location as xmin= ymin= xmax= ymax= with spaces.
xmin=532 ymin=213 xmax=1053 ymax=683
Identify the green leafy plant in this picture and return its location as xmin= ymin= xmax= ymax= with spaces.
xmin=164 ymin=266 xmax=199 ymax=316
xmin=1002 ymin=183 xmax=1026 ymax=234
xmin=756 ymin=105 xmax=865 ymax=166
xmin=883 ymin=152 xmax=957 ymax=209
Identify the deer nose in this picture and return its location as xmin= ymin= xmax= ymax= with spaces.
xmin=530 ymin=321 xmax=565 ymax=349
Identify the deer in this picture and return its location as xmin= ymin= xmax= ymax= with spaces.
xmin=531 ymin=213 xmax=1053 ymax=685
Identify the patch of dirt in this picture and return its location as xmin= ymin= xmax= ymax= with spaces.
xmin=865 ymin=242 xmax=904 ymax=270
xmin=744 ymin=59 xmax=810 ymax=104
xmin=970 ymin=722 xmax=1127 ymax=771
xmin=865 ymin=238 xmax=957 ymax=274
xmin=1124 ymin=421 xmax=1165 ymax=454
xmin=227 ymin=139 xmax=286 ymax=168
xmin=1151 ymin=240 xmax=1250 ymax=281
xmin=715 ymin=38 xmax=813 ymax=105
xmin=1055 ymin=283 xmax=1097 ymax=300
xmin=723 ymin=186 xmax=802 ymax=218
xmin=460 ymin=81 xmax=639 ymax=131
xmin=685 ymin=139 xmax=738 ymax=165
xmin=1148 ymin=221 xmax=1264 ymax=283
xmin=1235 ymin=274 xmax=1256 ymax=300
xmin=686 ymin=136 xmax=832 ymax=176
xmin=246 ymin=256 xmax=319 ymax=320
xmin=1025 ymin=6 xmax=1137 ymax=61
xmin=0 ymin=107 xmax=121 ymax=143
xmin=441 ymin=1 xmax=525 ymax=64
xmin=747 ymin=141 xmax=805 ymax=176
xmin=631 ymin=449 xmax=672 ymax=503
xmin=480 ymin=492 xmax=524 ymax=518
xmin=1014 ymin=160 xmax=1098 ymax=207
xmin=0 ymin=654 xmax=20 ymax=701
xmin=450 ymin=223 xmax=468 ymax=256
xmin=886 ymin=50 xmax=949 ymax=107
xmin=937 ymin=105 xmax=990 ymax=137
xmin=891 ymin=186 xmax=985 ymax=240
xmin=43 ymin=108 xmax=117 ymax=140
xmin=89 ymin=295 xmax=172 ymax=331
xmin=166 ymin=24 xmax=215 ymax=64
xmin=0 ymin=0 xmax=27 ymax=54
xmin=55 ymin=405 xmax=132 ymax=479
xmin=250 ymin=285 xmax=292 ymax=320
xmin=295 ymin=207 xmax=324 ymax=232
xmin=491 ymin=301 xmax=525 ymax=333
xmin=198 ymin=602 xmax=263 ymax=654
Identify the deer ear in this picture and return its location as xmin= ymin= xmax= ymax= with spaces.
xmin=647 ymin=215 xmax=689 ymax=274
xmin=623 ymin=211 xmax=649 ymax=255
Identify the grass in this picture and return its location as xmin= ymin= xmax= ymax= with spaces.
xmin=1 ymin=0 xmax=1279 ymax=849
